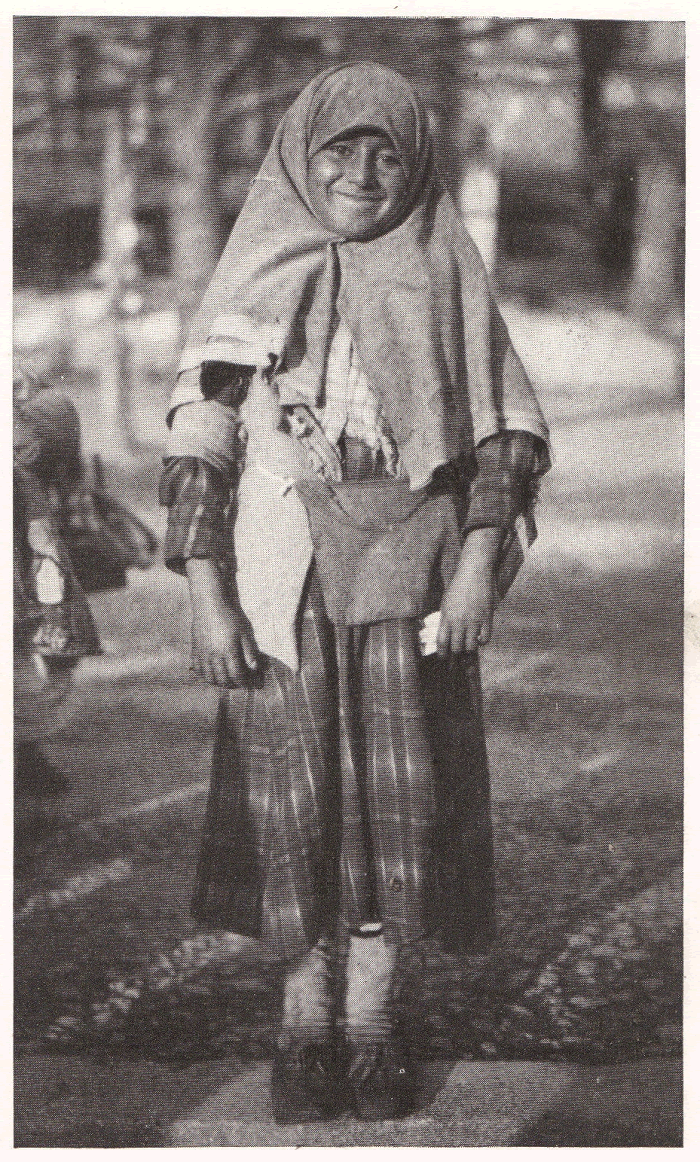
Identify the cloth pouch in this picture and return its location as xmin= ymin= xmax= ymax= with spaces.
xmin=293 ymin=476 xmax=464 ymax=625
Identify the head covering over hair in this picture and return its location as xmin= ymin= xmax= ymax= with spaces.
xmin=176 ymin=62 xmax=549 ymax=490
xmin=13 ymin=360 xmax=83 ymax=481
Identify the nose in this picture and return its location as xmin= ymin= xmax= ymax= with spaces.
xmin=346 ymin=145 xmax=378 ymax=187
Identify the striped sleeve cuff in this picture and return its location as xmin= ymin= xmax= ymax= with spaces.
xmin=464 ymin=431 xmax=550 ymax=534
xmin=160 ymin=456 xmax=230 ymax=575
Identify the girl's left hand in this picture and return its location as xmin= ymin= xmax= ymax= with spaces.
xmin=436 ymin=526 xmax=502 ymax=656
xmin=436 ymin=564 xmax=495 ymax=656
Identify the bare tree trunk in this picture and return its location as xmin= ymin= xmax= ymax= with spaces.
xmin=628 ymin=160 xmax=684 ymax=326
xmin=419 ymin=21 xmax=466 ymax=202
xmin=628 ymin=159 xmax=684 ymax=396
xmin=99 ymin=104 xmax=140 ymax=454
xmin=166 ymin=108 xmax=221 ymax=336
xmin=159 ymin=19 xmax=265 ymax=338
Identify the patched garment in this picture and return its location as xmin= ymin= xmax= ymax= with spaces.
xmin=312 ymin=313 xmax=401 ymax=475
xmin=161 ymin=427 xmax=548 ymax=575
xmin=177 ymin=63 xmax=550 ymax=491
xmin=165 ymin=430 xmax=545 ymax=958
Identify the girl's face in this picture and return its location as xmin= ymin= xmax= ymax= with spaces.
xmin=307 ymin=130 xmax=409 ymax=240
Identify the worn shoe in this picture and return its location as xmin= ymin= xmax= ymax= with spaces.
xmin=347 ymin=1038 xmax=416 ymax=1121
xmin=270 ymin=1037 xmax=347 ymax=1124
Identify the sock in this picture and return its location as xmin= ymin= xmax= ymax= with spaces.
xmin=280 ymin=938 xmax=334 ymax=1044
xmin=352 ymin=921 xmax=384 ymax=937
xmin=344 ymin=932 xmax=397 ymax=1046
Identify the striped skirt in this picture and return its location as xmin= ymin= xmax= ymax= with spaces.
xmin=192 ymin=568 xmax=494 ymax=962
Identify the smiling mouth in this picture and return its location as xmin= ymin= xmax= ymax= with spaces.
xmin=335 ymin=191 xmax=384 ymax=204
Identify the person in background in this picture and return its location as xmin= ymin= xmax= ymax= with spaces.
xmin=13 ymin=364 xmax=100 ymax=798
xmin=161 ymin=63 xmax=550 ymax=1123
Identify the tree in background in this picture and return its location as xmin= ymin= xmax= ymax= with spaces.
xmin=145 ymin=16 xmax=467 ymax=324
xmin=14 ymin=17 xmax=323 ymax=447
xmin=574 ymin=19 xmax=626 ymax=162
xmin=573 ymin=19 xmax=684 ymax=339
xmin=15 ymin=16 xmax=466 ymax=322
xmin=14 ymin=17 xmax=684 ymax=357
xmin=148 ymin=18 xmax=305 ymax=328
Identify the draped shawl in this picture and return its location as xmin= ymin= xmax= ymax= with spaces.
xmin=174 ymin=62 xmax=549 ymax=491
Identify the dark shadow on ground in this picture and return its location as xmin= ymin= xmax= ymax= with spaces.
xmin=14 ymin=1055 xmax=243 ymax=1148
xmin=416 ymin=1060 xmax=459 ymax=1107
xmin=13 ymin=1055 xmax=459 ymax=1147
xmin=512 ymin=1058 xmax=682 ymax=1147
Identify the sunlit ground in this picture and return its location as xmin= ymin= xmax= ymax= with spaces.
xmin=14 ymin=301 xmax=682 ymax=1142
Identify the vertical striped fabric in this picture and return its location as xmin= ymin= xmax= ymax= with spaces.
xmin=192 ymin=570 xmax=494 ymax=963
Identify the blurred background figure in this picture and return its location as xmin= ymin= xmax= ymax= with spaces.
xmin=13 ymin=362 xmax=158 ymax=798
xmin=13 ymin=17 xmax=684 ymax=352
xmin=13 ymin=364 xmax=101 ymax=798
xmin=11 ymin=20 xmax=684 ymax=1143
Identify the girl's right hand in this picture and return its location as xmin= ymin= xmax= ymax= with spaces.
xmin=191 ymin=602 xmax=259 ymax=687
xmin=185 ymin=558 xmax=259 ymax=687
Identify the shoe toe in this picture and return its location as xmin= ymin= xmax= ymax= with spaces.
xmin=271 ymin=1041 xmax=346 ymax=1125
xmin=348 ymin=1042 xmax=416 ymax=1121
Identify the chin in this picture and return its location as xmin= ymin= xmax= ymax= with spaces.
xmin=340 ymin=214 xmax=387 ymax=240
xmin=344 ymin=225 xmax=378 ymax=241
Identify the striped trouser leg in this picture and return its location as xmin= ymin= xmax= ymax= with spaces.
xmin=256 ymin=577 xmax=340 ymax=962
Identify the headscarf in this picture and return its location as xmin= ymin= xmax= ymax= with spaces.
xmin=176 ymin=62 xmax=549 ymax=490
xmin=14 ymin=362 xmax=83 ymax=482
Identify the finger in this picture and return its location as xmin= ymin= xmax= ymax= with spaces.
xmin=210 ymin=657 xmax=231 ymax=688
xmin=477 ymin=605 xmax=495 ymax=646
xmin=222 ymin=650 xmax=246 ymax=687
xmin=476 ymin=621 xmax=492 ymax=647
xmin=463 ymin=622 xmax=480 ymax=653
xmin=436 ymin=615 xmax=451 ymax=658
xmin=241 ymin=634 xmax=259 ymax=671
xmin=441 ymin=616 xmax=465 ymax=656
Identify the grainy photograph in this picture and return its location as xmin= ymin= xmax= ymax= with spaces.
xmin=12 ymin=13 xmax=683 ymax=1147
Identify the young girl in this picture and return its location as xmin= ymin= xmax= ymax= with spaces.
xmin=161 ymin=62 xmax=549 ymax=1123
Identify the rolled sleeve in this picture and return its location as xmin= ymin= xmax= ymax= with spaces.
xmin=463 ymin=430 xmax=550 ymax=534
xmin=165 ymin=399 xmax=244 ymax=477
xmin=160 ymin=457 xmax=230 ymax=574
xmin=161 ymin=363 xmax=256 ymax=574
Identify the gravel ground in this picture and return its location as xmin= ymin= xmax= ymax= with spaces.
xmin=13 ymin=302 xmax=683 ymax=1145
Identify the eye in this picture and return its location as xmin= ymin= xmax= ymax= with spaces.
xmin=327 ymin=142 xmax=353 ymax=159
xmin=377 ymin=151 xmax=403 ymax=170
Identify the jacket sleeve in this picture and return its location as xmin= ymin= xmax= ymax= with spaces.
xmin=463 ymin=430 xmax=550 ymax=535
xmin=159 ymin=363 xmax=255 ymax=574
xmin=159 ymin=456 xmax=232 ymax=575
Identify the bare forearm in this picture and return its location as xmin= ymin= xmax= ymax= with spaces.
xmin=457 ymin=526 xmax=503 ymax=577
xmin=185 ymin=557 xmax=233 ymax=612
xmin=185 ymin=557 xmax=258 ymax=685
xmin=437 ymin=527 xmax=502 ymax=656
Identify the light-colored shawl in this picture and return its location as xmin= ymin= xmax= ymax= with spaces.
xmin=172 ymin=61 xmax=549 ymax=491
